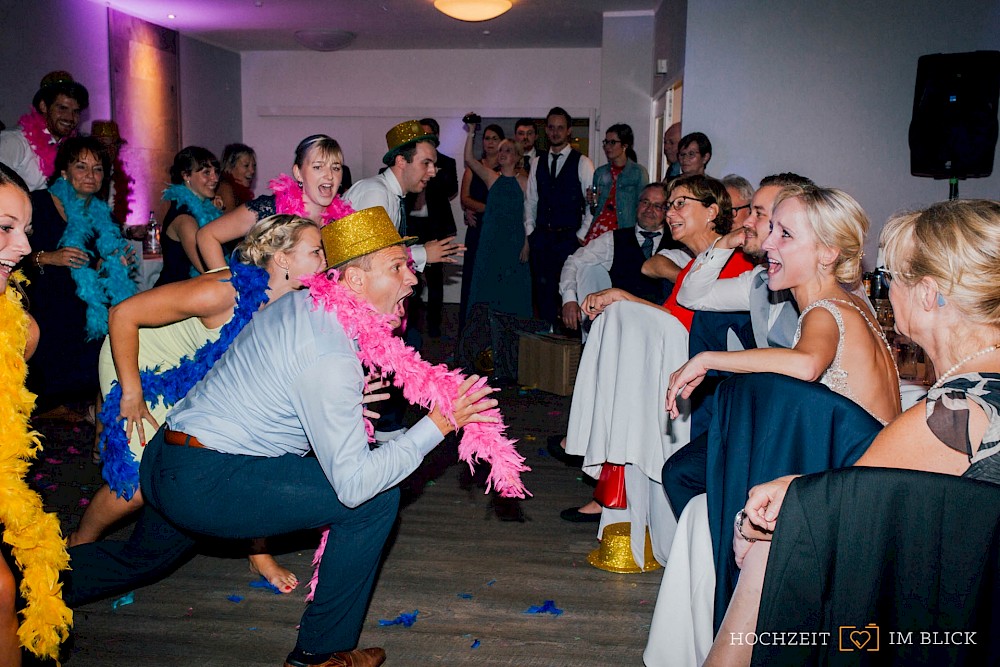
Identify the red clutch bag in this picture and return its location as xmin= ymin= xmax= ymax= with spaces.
xmin=593 ymin=463 xmax=627 ymax=509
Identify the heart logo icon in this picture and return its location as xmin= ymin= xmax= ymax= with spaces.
xmin=850 ymin=630 xmax=871 ymax=650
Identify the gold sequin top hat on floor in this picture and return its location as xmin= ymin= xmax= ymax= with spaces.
xmin=382 ymin=120 xmax=437 ymax=165
xmin=321 ymin=206 xmax=418 ymax=268
xmin=587 ymin=522 xmax=662 ymax=574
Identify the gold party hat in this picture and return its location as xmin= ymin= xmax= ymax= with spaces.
xmin=321 ymin=206 xmax=418 ymax=268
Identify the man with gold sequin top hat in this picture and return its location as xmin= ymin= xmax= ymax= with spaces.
xmin=0 ymin=71 xmax=90 ymax=191
xmin=64 ymin=207 xmax=498 ymax=667
xmin=344 ymin=120 xmax=464 ymax=273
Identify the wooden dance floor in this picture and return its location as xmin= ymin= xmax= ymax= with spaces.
xmin=37 ymin=309 xmax=662 ymax=666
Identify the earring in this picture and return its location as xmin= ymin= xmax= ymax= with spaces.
xmin=296 ymin=180 xmax=304 ymax=188
xmin=285 ymin=269 xmax=289 ymax=281
xmin=937 ymin=293 xmax=946 ymax=307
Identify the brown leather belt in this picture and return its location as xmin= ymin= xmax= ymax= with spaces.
xmin=164 ymin=429 xmax=205 ymax=449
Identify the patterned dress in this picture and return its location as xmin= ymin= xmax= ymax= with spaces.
xmin=926 ymin=372 xmax=1000 ymax=485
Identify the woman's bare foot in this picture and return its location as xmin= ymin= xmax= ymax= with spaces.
xmin=248 ymin=554 xmax=298 ymax=593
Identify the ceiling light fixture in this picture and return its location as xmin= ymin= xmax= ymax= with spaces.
xmin=434 ymin=0 xmax=512 ymax=22
xmin=293 ymin=29 xmax=356 ymax=52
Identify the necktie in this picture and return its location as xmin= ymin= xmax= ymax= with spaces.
xmin=397 ymin=195 xmax=407 ymax=236
xmin=639 ymin=231 xmax=659 ymax=259
xmin=550 ymin=153 xmax=560 ymax=179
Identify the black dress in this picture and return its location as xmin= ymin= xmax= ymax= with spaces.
xmin=154 ymin=201 xmax=195 ymax=287
xmin=23 ymin=191 xmax=104 ymax=403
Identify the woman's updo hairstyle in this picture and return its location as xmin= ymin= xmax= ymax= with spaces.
xmin=293 ymin=135 xmax=343 ymax=169
xmin=881 ymin=199 xmax=1000 ymax=326
xmin=773 ymin=184 xmax=868 ymax=286
xmin=237 ymin=214 xmax=317 ymax=269
xmin=169 ymin=146 xmax=220 ymax=185
xmin=668 ymin=173 xmax=734 ymax=235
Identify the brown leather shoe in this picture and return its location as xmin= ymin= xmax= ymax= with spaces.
xmin=284 ymin=647 xmax=386 ymax=667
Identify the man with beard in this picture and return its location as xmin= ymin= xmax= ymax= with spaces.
xmin=0 ymin=71 xmax=89 ymax=191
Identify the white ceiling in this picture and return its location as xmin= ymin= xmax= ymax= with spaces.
xmin=93 ymin=0 xmax=661 ymax=52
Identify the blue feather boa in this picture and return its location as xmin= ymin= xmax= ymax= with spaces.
xmin=162 ymin=184 xmax=223 ymax=277
xmin=50 ymin=177 xmax=137 ymax=340
xmin=97 ymin=257 xmax=271 ymax=498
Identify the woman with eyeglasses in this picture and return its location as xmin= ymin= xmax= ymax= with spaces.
xmin=583 ymin=123 xmax=649 ymax=244
xmin=677 ymin=132 xmax=712 ymax=176
xmin=561 ymin=175 xmax=754 ymax=526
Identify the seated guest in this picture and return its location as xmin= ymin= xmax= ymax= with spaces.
xmin=665 ymin=184 xmax=900 ymax=425
xmin=677 ymin=132 xmax=712 ymax=176
xmin=78 ymin=214 xmax=326 ymax=594
xmin=583 ymin=123 xmax=649 ymax=243
xmin=709 ymin=198 xmax=1000 ymax=666
xmin=562 ymin=175 xmax=754 ymax=564
xmin=644 ymin=185 xmax=901 ymax=666
xmin=63 ymin=207 xmax=502 ymax=667
xmin=721 ymin=174 xmax=753 ymax=227
xmin=662 ymin=173 xmax=813 ymax=515
xmin=0 ymin=163 xmax=72 ymax=667
xmin=155 ymin=146 xmax=222 ymax=285
xmin=197 ymin=134 xmax=353 ymax=271
xmin=559 ymin=183 xmax=686 ymax=333
xmin=23 ymin=136 xmax=136 ymax=406
xmin=216 ymin=143 xmax=257 ymax=212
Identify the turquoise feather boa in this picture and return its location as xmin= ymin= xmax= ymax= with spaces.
xmin=162 ymin=184 xmax=223 ymax=277
xmin=50 ymin=177 xmax=136 ymax=340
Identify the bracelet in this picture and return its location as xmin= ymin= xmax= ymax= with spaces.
xmin=33 ymin=250 xmax=45 ymax=274
xmin=735 ymin=509 xmax=758 ymax=543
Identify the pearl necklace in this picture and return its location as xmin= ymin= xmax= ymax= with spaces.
xmin=931 ymin=344 xmax=1000 ymax=390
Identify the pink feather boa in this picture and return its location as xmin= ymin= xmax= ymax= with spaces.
xmin=303 ymin=269 xmax=530 ymax=600
xmin=18 ymin=110 xmax=62 ymax=178
xmin=270 ymin=173 xmax=353 ymax=226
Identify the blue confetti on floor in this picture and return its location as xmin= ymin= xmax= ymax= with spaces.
xmin=227 ymin=594 xmax=244 ymax=604
xmin=471 ymin=639 xmax=481 ymax=649
xmin=457 ymin=593 xmax=473 ymax=599
xmin=111 ymin=592 xmax=134 ymax=610
xmin=524 ymin=600 xmax=563 ymax=616
xmin=249 ymin=576 xmax=283 ymax=594
xmin=379 ymin=610 xmax=419 ymax=627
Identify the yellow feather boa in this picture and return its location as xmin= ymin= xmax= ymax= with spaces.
xmin=0 ymin=274 xmax=72 ymax=662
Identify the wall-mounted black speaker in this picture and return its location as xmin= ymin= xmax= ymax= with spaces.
xmin=909 ymin=50 xmax=1000 ymax=179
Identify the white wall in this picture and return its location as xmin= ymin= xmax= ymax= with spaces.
xmin=241 ymin=48 xmax=602 ymax=184
xmin=683 ymin=0 xmax=1000 ymax=264
xmin=0 ymin=0 xmax=111 ymax=132
xmin=179 ymin=35 xmax=242 ymax=154
xmin=599 ymin=12 xmax=655 ymax=171
xmin=241 ymin=47 xmax=602 ymax=302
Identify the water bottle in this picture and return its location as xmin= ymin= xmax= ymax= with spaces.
xmin=143 ymin=211 xmax=162 ymax=257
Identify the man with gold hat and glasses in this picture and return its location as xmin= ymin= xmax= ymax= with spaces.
xmin=63 ymin=208 xmax=499 ymax=667
xmin=0 ymin=71 xmax=89 ymax=191
xmin=344 ymin=120 xmax=464 ymax=272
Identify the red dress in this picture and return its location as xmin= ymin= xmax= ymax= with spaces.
xmin=583 ymin=163 xmax=623 ymax=244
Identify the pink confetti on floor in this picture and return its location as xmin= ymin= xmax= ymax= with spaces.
xmin=546 ymin=411 xmax=562 ymax=416
xmin=67 ymin=446 xmax=82 ymax=455
xmin=45 ymin=458 xmax=64 ymax=465
xmin=78 ymin=498 xmax=91 ymax=507
xmin=33 ymin=473 xmax=47 ymax=481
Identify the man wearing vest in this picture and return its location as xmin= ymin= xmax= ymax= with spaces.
xmin=558 ymin=183 xmax=689 ymax=331
xmin=524 ymin=107 xmax=595 ymax=324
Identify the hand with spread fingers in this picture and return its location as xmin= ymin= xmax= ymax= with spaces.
xmin=361 ymin=373 xmax=390 ymax=420
xmin=424 ymin=235 xmax=466 ymax=264
xmin=428 ymin=374 xmax=500 ymax=436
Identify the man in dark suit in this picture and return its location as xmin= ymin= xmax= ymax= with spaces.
xmin=407 ymin=117 xmax=459 ymax=337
